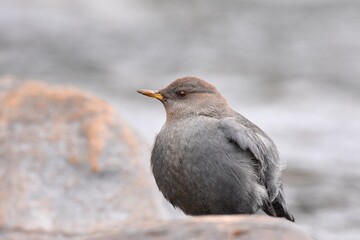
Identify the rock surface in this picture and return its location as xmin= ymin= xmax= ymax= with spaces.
xmin=88 ymin=215 xmax=312 ymax=240
xmin=0 ymin=77 xmax=164 ymax=239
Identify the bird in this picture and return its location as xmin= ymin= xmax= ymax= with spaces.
xmin=137 ymin=76 xmax=295 ymax=222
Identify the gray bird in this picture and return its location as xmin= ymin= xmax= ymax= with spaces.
xmin=137 ymin=77 xmax=294 ymax=222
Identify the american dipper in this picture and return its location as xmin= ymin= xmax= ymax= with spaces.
xmin=137 ymin=77 xmax=295 ymax=222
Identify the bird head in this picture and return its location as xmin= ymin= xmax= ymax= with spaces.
xmin=137 ymin=77 xmax=231 ymax=121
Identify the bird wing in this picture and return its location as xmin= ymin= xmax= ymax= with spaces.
xmin=219 ymin=117 xmax=284 ymax=201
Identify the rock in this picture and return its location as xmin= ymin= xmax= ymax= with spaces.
xmin=87 ymin=215 xmax=312 ymax=240
xmin=0 ymin=76 xmax=165 ymax=239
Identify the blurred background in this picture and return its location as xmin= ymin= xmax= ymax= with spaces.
xmin=1 ymin=0 xmax=360 ymax=239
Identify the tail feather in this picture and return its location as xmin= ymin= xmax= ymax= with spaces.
xmin=262 ymin=188 xmax=295 ymax=222
xmin=262 ymin=199 xmax=276 ymax=216
xmin=272 ymin=194 xmax=295 ymax=222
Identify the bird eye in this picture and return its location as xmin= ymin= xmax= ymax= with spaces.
xmin=176 ymin=90 xmax=187 ymax=97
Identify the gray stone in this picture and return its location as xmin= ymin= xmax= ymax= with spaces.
xmin=87 ymin=215 xmax=313 ymax=240
xmin=0 ymin=77 xmax=164 ymax=239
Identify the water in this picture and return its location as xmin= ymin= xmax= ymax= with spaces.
xmin=1 ymin=0 xmax=360 ymax=239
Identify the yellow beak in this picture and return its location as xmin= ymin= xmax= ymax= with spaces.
xmin=137 ymin=89 xmax=163 ymax=100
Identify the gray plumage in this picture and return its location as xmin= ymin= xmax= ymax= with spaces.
xmin=137 ymin=77 xmax=294 ymax=222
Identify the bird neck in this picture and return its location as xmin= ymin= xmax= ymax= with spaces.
xmin=164 ymin=103 xmax=233 ymax=123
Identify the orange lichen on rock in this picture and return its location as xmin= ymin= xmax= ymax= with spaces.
xmin=0 ymin=77 xmax=115 ymax=172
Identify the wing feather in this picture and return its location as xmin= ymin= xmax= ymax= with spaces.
xmin=219 ymin=117 xmax=283 ymax=201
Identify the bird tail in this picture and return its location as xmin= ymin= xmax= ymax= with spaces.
xmin=262 ymin=188 xmax=295 ymax=222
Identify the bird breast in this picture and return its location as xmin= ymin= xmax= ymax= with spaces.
xmin=150 ymin=116 xmax=261 ymax=214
